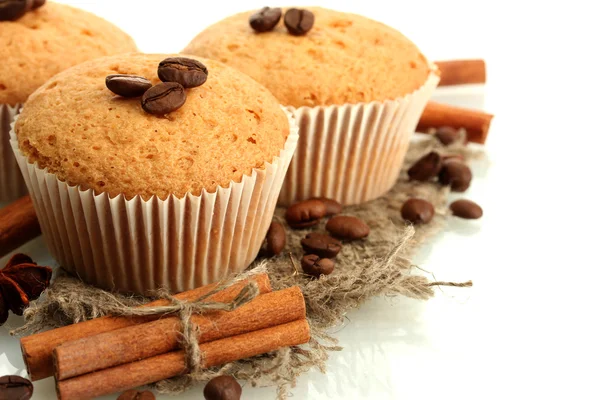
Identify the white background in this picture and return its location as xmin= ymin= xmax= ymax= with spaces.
xmin=2 ymin=1 xmax=600 ymax=399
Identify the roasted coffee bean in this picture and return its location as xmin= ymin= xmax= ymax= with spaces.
xmin=117 ymin=389 xmax=155 ymax=400
xmin=438 ymin=160 xmax=472 ymax=192
xmin=408 ymin=151 xmax=442 ymax=181
xmin=158 ymin=57 xmax=208 ymax=88
xmin=284 ymin=8 xmax=314 ymax=35
xmin=266 ymin=221 xmax=286 ymax=256
xmin=32 ymin=0 xmax=45 ymax=9
xmin=309 ymin=197 xmax=342 ymax=216
xmin=435 ymin=126 xmax=460 ymax=145
xmin=106 ymin=75 xmax=152 ymax=98
xmin=285 ymin=199 xmax=327 ymax=229
xmin=203 ymin=375 xmax=242 ymax=400
xmin=401 ymin=198 xmax=435 ymax=224
xmin=249 ymin=7 xmax=282 ymax=33
xmin=301 ymin=254 xmax=335 ymax=277
xmin=0 ymin=0 xmax=28 ymax=21
xmin=0 ymin=375 xmax=33 ymax=400
xmin=326 ymin=215 xmax=369 ymax=240
xmin=141 ymin=82 xmax=186 ymax=115
xmin=301 ymin=233 xmax=342 ymax=258
xmin=450 ymin=199 xmax=483 ymax=219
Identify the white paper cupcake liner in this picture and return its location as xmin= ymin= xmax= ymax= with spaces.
xmin=1 ymin=103 xmax=27 ymax=202
xmin=10 ymin=110 xmax=299 ymax=294
xmin=279 ymin=69 xmax=440 ymax=206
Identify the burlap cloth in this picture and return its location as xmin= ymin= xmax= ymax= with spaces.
xmin=12 ymin=133 xmax=479 ymax=398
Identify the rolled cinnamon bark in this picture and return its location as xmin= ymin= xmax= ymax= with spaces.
xmin=436 ymin=59 xmax=486 ymax=86
xmin=55 ymin=319 xmax=311 ymax=400
xmin=54 ymin=286 xmax=306 ymax=380
xmin=418 ymin=101 xmax=494 ymax=144
xmin=0 ymin=195 xmax=40 ymax=258
xmin=21 ymin=273 xmax=271 ymax=381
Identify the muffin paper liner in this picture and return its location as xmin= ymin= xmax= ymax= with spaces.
xmin=279 ymin=69 xmax=440 ymax=206
xmin=10 ymin=110 xmax=299 ymax=294
xmin=1 ymin=104 xmax=27 ymax=202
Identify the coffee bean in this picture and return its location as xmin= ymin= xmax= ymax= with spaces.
xmin=203 ymin=375 xmax=242 ymax=400
xmin=438 ymin=160 xmax=472 ymax=192
xmin=408 ymin=151 xmax=442 ymax=181
xmin=326 ymin=215 xmax=369 ymax=240
xmin=141 ymin=82 xmax=186 ymax=115
xmin=301 ymin=233 xmax=342 ymax=258
xmin=0 ymin=375 xmax=33 ymax=400
xmin=309 ymin=197 xmax=342 ymax=216
xmin=401 ymin=198 xmax=435 ymax=224
xmin=284 ymin=8 xmax=315 ymax=35
xmin=435 ymin=126 xmax=460 ymax=145
xmin=0 ymin=0 xmax=28 ymax=21
xmin=285 ymin=199 xmax=327 ymax=229
xmin=450 ymin=199 xmax=483 ymax=219
xmin=301 ymin=254 xmax=335 ymax=277
xmin=249 ymin=7 xmax=282 ymax=33
xmin=266 ymin=221 xmax=286 ymax=256
xmin=106 ymin=75 xmax=152 ymax=98
xmin=117 ymin=389 xmax=155 ymax=400
xmin=32 ymin=0 xmax=45 ymax=10
xmin=158 ymin=57 xmax=208 ymax=88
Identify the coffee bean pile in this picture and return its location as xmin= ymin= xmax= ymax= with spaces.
xmin=0 ymin=0 xmax=45 ymax=22
xmin=249 ymin=7 xmax=315 ymax=35
xmin=105 ymin=57 xmax=208 ymax=116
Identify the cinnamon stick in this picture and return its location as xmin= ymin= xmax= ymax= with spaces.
xmin=21 ymin=273 xmax=271 ymax=381
xmin=0 ymin=195 xmax=40 ymax=258
xmin=417 ymin=101 xmax=494 ymax=144
xmin=55 ymin=319 xmax=310 ymax=400
xmin=54 ymin=286 xmax=306 ymax=380
xmin=436 ymin=59 xmax=487 ymax=86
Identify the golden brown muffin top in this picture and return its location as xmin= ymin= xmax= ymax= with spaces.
xmin=0 ymin=2 xmax=137 ymax=105
xmin=15 ymin=53 xmax=290 ymax=200
xmin=184 ymin=7 xmax=434 ymax=108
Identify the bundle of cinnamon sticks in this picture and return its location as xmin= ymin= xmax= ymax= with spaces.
xmin=19 ymin=273 xmax=309 ymax=400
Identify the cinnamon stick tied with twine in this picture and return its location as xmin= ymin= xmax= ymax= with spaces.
xmin=418 ymin=101 xmax=494 ymax=144
xmin=436 ymin=59 xmax=486 ymax=86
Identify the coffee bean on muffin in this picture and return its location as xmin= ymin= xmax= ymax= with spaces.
xmin=401 ymin=198 xmax=435 ymax=224
xmin=450 ymin=199 xmax=483 ymax=219
xmin=285 ymin=199 xmax=327 ymax=229
xmin=438 ymin=160 xmax=472 ymax=192
xmin=326 ymin=215 xmax=369 ymax=240
xmin=106 ymin=75 xmax=152 ymax=97
xmin=32 ymin=0 xmax=46 ymax=10
xmin=141 ymin=82 xmax=186 ymax=115
xmin=301 ymin=254 xmax=335 ymax=277
xmin=204 ymin=375 xmax=242 ymax=400
xmin=309 ymin=197 xmax=342 ymax=216
xmin=157 ymin=57 xmax=208 ymax=88
xmin=408 ymin=151 xmax=443 ymax=181
xmin=117 ymin=389 xmax=155 ymax=400
xmin=435 ymin=126 xmax=460 ymax=145
xmin=249 ymin=7 xmax=282 ymax=33
xmin=0 ymin=0 xmax=29 ymax=21
xmin=265 ymin=221 xmax=286 ymax=256
xmin=301 ymin=233 xmax=342 ymax=258
xmin=284 ymin=8 xmax=315 ymax=35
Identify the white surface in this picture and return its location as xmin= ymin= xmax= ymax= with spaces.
xmin=2 ymin=1 xmax=600 ymax=399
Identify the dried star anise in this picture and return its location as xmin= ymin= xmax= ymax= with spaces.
xmin=0 ymin=254 xmax=52 ymax=325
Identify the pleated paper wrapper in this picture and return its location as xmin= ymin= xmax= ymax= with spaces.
xmin=278 ymin=69 xmax=440 ymax=206
xmin=10 ymin=111 xmax=299 ymax=294
xmin=1 ymin=104 xmax=27 ymax=202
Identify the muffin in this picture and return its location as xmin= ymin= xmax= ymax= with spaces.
xmin=184 ymin=7 xmax=439 ymax=205
xmin=0 ymin=1 xmax=137 ymax=202
xmin=11 ymin=53 xmax=298 ymax=294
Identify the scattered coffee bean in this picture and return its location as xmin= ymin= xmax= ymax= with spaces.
xmin=450 ymin=199 xmax=483 ymax=219
xmin=266 ymin=221 xmax=286 ymax=256
xmin=284 ymin=8 xmax=315 ymax=35
xmin=309 ymin=197 xmax=342 ymax=216
xmin=203 ymin=375 xmax=242 ymax=400
xmin=401 ymin=198 xmax=435 ymax=224
xmin=141 ymin=82 xmax=186 ymax=115
xmin=105 ymin=75 xmax=152 ymax=98
xmin=285 ymin=199 xmax=327 ymax=229
xmin=117 ymin=389 xmax=155 ymax=400
xmin=435 ymin=126 xmax=460 ymax=145
xmin=408 ymin=151 xmax=442 ymax=181
xmin=0 ymin=0 xmax=28 ymax=21
xmin=32 ymin=0 xmax=46 ymax=10
xmin=0 ymin=375 xmax=33 ymax=400
xmin=158 ymin=57 xmax=208 ymax=89
xmin=438 ymin=160 xmax=472 ymax=192
xmin=326 ymin=215 xmax=370 ymax=240
xmin=249 ymin=7 xmax=282 ymax=33
xmin=301 ymin=233 xmax=342 ymax=258
xmin=301 ymin=254 xmax=335 ymax=277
